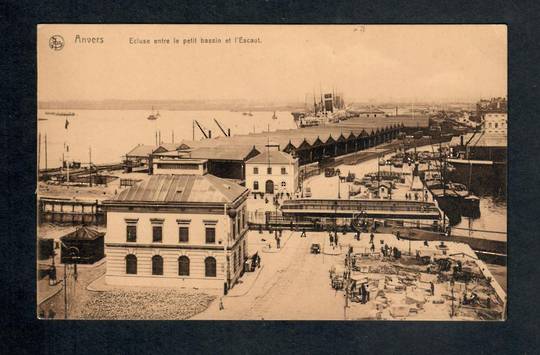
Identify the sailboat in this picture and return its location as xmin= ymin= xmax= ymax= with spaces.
xmin=272 ymin=111 xmax=277 ymax=120
xmin=147 ymin=106 xmax=160 ymax=120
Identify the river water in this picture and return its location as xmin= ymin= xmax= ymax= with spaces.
xmin=406 ymin=145 xmax=507 ymax=239
xmin=37 ymin=109 xmax=297 ymax=169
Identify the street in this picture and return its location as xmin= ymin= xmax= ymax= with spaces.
xmin=193 ymin=231 xmax=346 ymax=320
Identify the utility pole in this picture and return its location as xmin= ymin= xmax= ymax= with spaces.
xmin=45 ymin=134 xmax=48 ymax=171
xmin=38 ymin=133 xmax=41 ymax=171
xmin=64 ymin=262 xmax=68 ymax=319
xmin=377 ymin=153 xmax=381 ymax=195
xmin=89 ymin=146 xmax=93 ymax=187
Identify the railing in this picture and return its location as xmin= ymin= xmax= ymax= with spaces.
xmin=281 ymin=199 xmax=440 ymax=214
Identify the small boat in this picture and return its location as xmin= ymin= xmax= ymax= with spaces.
xmin=38 ymin=117 xmax=48 ymax=121
xmin=272 ymin=111 xmax=277 ymax=120
xmin=147 ymin=106 xmax=160 ymax=120
xmin=248 ymin=111 xmax=253 ymax=117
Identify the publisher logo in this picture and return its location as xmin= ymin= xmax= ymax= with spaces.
xmin=49 ymin=35 xmax=64 ymax=51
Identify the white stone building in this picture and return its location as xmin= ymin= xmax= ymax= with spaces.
xmin=245 ymin=147 xmax=299 ymax=196
xmin=483 ymin=112 xmax=507 ymax=137
xmin=102 ymin=173 xmax=250 ymax=292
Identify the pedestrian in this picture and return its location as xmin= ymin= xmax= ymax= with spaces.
xmin=219 ymin=297 xmax=224 ymax=310
xmin=370 ymin=243 xmax=375 ymax=253
xmin=276 ymin=236 xmax=281 ymax=249
xmin=330 ymin=234 xmax=334 ymax=246
xmin=301 ymin=228 xmax=306 ymax=238
xmin=360 ymin=283 xmax=367 ymax=304
xmin=370 ymin=233 xmax=374 ymax=244
xmin=396 ymin=231 xmax=401 ymax=240
xmin=356 ymin=231 xmax=360 ymax=241
xmin=365 ymin=283 xmax=370 ymax=301
xmin=430 ymin=281 xmax=435 ymax=296
xmin=335 ymin=234 xmax=339 ymax=245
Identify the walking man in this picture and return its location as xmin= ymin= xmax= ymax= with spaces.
xmin=360 ymin=283 xmax=367 ymax=304
xmin=370 ymin=233 xmax=374 ymax=244
xmin=430 ymin=281 xmax=435 ymax=296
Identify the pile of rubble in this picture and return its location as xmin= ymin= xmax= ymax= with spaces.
xmin=332 ymin=246 xmax=504 ymax=320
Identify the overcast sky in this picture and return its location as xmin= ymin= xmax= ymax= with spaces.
xmin=38 ymin=25 xmax=507 ymax=103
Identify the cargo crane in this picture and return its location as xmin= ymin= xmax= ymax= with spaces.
xmin=193 ymin=120 xmax=211 ymax=139
xmin=213 ymin=118 xmax=231 ymax=137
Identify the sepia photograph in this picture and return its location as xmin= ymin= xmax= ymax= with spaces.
xmin=36 ymin=24 xmax=507 ymax=321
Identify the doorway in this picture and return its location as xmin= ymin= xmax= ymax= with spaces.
xmin=265 ymin=180 xmax=274 ymax=194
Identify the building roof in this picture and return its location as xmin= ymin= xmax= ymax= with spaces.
xmin=60 ymin=226 xmax=104 ymax=241
xmin=153 ymin=143 xmax=182 ymax=153
xmin=246 ymin=150 xmax=297 ymax=165
xmin=111 ymin=174 xmax=248 ymax=204
xmin=126 ymin=144 xmax=157 ymax=158
xmin=189 ymin=145 xmax=259 ymax=161
xmin=450 ymin=133 xmax=507 ymax=148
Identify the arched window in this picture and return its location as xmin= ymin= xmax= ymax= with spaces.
xmin=152 ymin=255 xmax=163 ymax=275
xmin=205 ymin=256 xmax=216 ymax=277
xmin=178 ymin=256 xmax=190 ymax=276
xmin=125 ymin=254 xmax=137 ymax=274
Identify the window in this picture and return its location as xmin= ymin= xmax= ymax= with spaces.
xmin=152 ymin=226 xmax=162 ymax=243
xmin=253 ymin=181 xmax=259 ymax=190
xmin=179 ymin=227 xmax=189 ymax=242
xmin=152 ymin=255 xmax=163 ymax=275
xmin=267 ymin=167 xmax=272 ymax=174
xmin=126 ymin=225 xmax=137 ymax=242
xmin=233 ymin=251 xmax=237 ymax=272
xmin=281 ymin=181 xmax=287 ymax=187
xmin=205 ymin=227 xmax=216 ymax=244
xmin=253 ymin=167 xmax=258 ymax=174
xmin=178 ymin=256 xmax=190 ymax=276
xmin=281 ymin=167 xmax=287 ymax=175
xmin=205 ymin=257 xmax=216 ymax=277
xmin=125 ymin=254 xmax=137 ymax=274
xmin=495 ymin=123 xmax=498 ymax=128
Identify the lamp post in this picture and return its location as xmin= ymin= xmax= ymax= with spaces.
xmin=61 ymin=244 xmax=79 ymax=319
xmin=224 ymin=204 xmax=237 ymax=295
xmin=336 ymin=168 xmax=341 ymax=199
